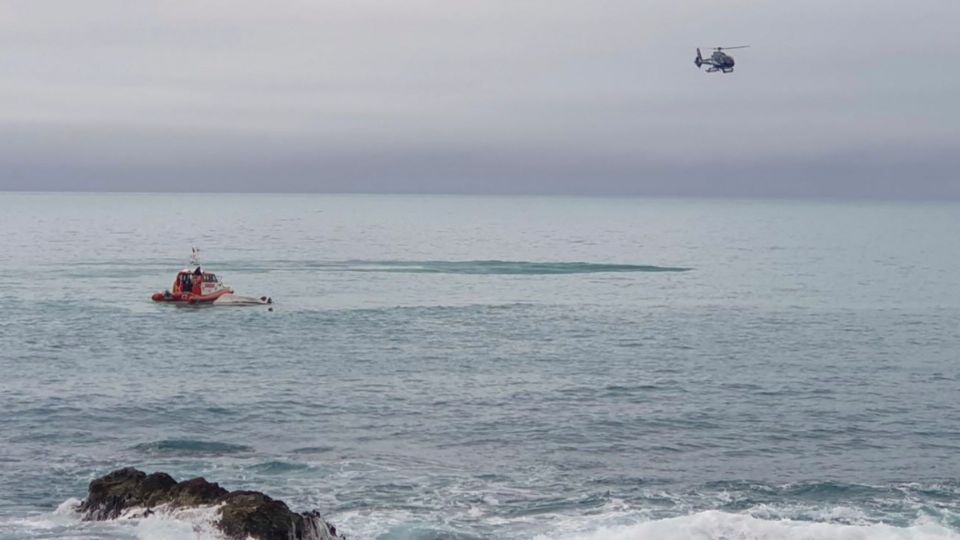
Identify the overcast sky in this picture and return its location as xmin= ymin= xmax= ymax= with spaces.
xmin=2 ymin=0 xmax=958 ymax=197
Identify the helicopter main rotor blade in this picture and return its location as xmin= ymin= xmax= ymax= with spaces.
xmin=715 ymin=45 xmax=750 ymax=50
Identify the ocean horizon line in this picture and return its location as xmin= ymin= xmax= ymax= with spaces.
xmin=2 ymin=189 xmax=958 ymax=205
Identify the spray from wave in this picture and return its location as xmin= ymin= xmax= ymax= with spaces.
xmin=2 ymin=499 xmax=225 ymax=540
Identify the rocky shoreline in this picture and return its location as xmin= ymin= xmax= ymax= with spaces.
xmin=76 ymin=467 xmax=343 ymax=540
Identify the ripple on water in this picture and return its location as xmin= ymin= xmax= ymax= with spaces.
xmin=246 ymin=461 xmax=311 ymax=474
xmin=290 ymin=446 xmax=336 ymax=455
xmin=131 ymin=439 xmax=253 ymax=456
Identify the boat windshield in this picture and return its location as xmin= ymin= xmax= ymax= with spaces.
xmin=203 ymin=274 xmax=219 ymax=283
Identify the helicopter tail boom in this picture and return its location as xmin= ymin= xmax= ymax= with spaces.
xmin=695 ymin=48 xmax=703 ymax=68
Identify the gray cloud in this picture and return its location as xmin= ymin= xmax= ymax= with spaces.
xmin=2 ymin=0 xmax=958 ymax=197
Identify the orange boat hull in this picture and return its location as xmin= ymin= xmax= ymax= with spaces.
xmin=151 ymin=288 xmax=233 ymax=304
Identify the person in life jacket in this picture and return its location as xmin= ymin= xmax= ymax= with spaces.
xmin=192 ymin=266 xmax=203 ymax=294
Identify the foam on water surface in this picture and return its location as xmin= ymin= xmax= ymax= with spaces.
xmin=537 ymin=511 xmax=960 ymax=540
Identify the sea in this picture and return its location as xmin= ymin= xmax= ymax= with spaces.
xmin=2 ymin=192 xmax=960 ymax=540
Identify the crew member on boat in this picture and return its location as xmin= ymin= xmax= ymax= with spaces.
xmin=193 ymin=266 xmax=203 ymax=294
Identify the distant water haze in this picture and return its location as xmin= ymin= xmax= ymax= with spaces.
xmin=1 ymin=0 xmax=958 ymax=198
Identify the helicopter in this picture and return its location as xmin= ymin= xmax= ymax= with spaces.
xmin=695 ymin=46 xmax=749 ymax=73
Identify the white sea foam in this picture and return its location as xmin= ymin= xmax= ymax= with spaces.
xmin=536 ymin=510 xmax=960 ymax=540
xmin=53 ymin=498 xmax=83 ymax=517
xmin=326 ymin=508 xmax=418 ymax=540
xmin=747 ymin=503 xmax=871 ymax=525
xmin=135 ymin=516 xmax=215 ymax=540
xmin=134 ymin=504 xmax=338 ymax=540
xmin=9 ymin=501 xmax=960 ymax=540
xmin=133 ymin=505 xmax=224 ymax=540
xmin=1 ymin=498 xmax=346 ymax=540
xmin=2 ymin=499 xmax=227 ymax=540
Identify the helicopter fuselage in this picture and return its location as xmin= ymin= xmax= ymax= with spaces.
xmin=695 ymin=47 xmax=745 ymax=74
xmin=708 ymin=51 xmax=735 ymax=71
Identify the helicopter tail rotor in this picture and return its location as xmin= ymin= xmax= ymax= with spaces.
xmin=695 ymin=48 xmax=703 ymax=68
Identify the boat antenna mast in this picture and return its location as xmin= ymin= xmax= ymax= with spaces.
xmin=190 ymin=247 xmax=201 ymax=267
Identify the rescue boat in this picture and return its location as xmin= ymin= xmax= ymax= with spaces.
xmin=151 ymin=267 xmax=234 ymax=304
xmin=151 ymin=249 xmax=272 ymax=305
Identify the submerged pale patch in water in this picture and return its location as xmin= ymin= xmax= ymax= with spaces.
xmin=312 ymin=260 xmax=692 ymax=274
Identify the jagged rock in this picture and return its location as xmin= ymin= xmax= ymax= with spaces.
xmin=79 ymin=467 xmax=174 ymax=520
xmin=79 ymin=467 xmax=343 ymax=540
xmin=219 ymin=491 xmax=340 ymax=540
xmin=167 ymin=477 xmax=229 ymax=507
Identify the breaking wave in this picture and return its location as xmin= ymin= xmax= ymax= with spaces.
xmin=535 ymin=510 xmax=960 ymax=540
xmin=0 ymin=499 xmax=225 ymax=540
xmin=10 ymin=500 xmax=960 ymax=540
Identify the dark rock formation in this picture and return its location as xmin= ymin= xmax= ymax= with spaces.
xmin=78 ymin=467 xmax=342 ymax=540
xmin=79 ymin=468 xmax=178 ymax=520
xmin=219 ymin=491 xmax=339 ymax=540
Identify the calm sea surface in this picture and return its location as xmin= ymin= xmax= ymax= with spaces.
xmin=2 ymin=193 xmax=960 ymax=539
